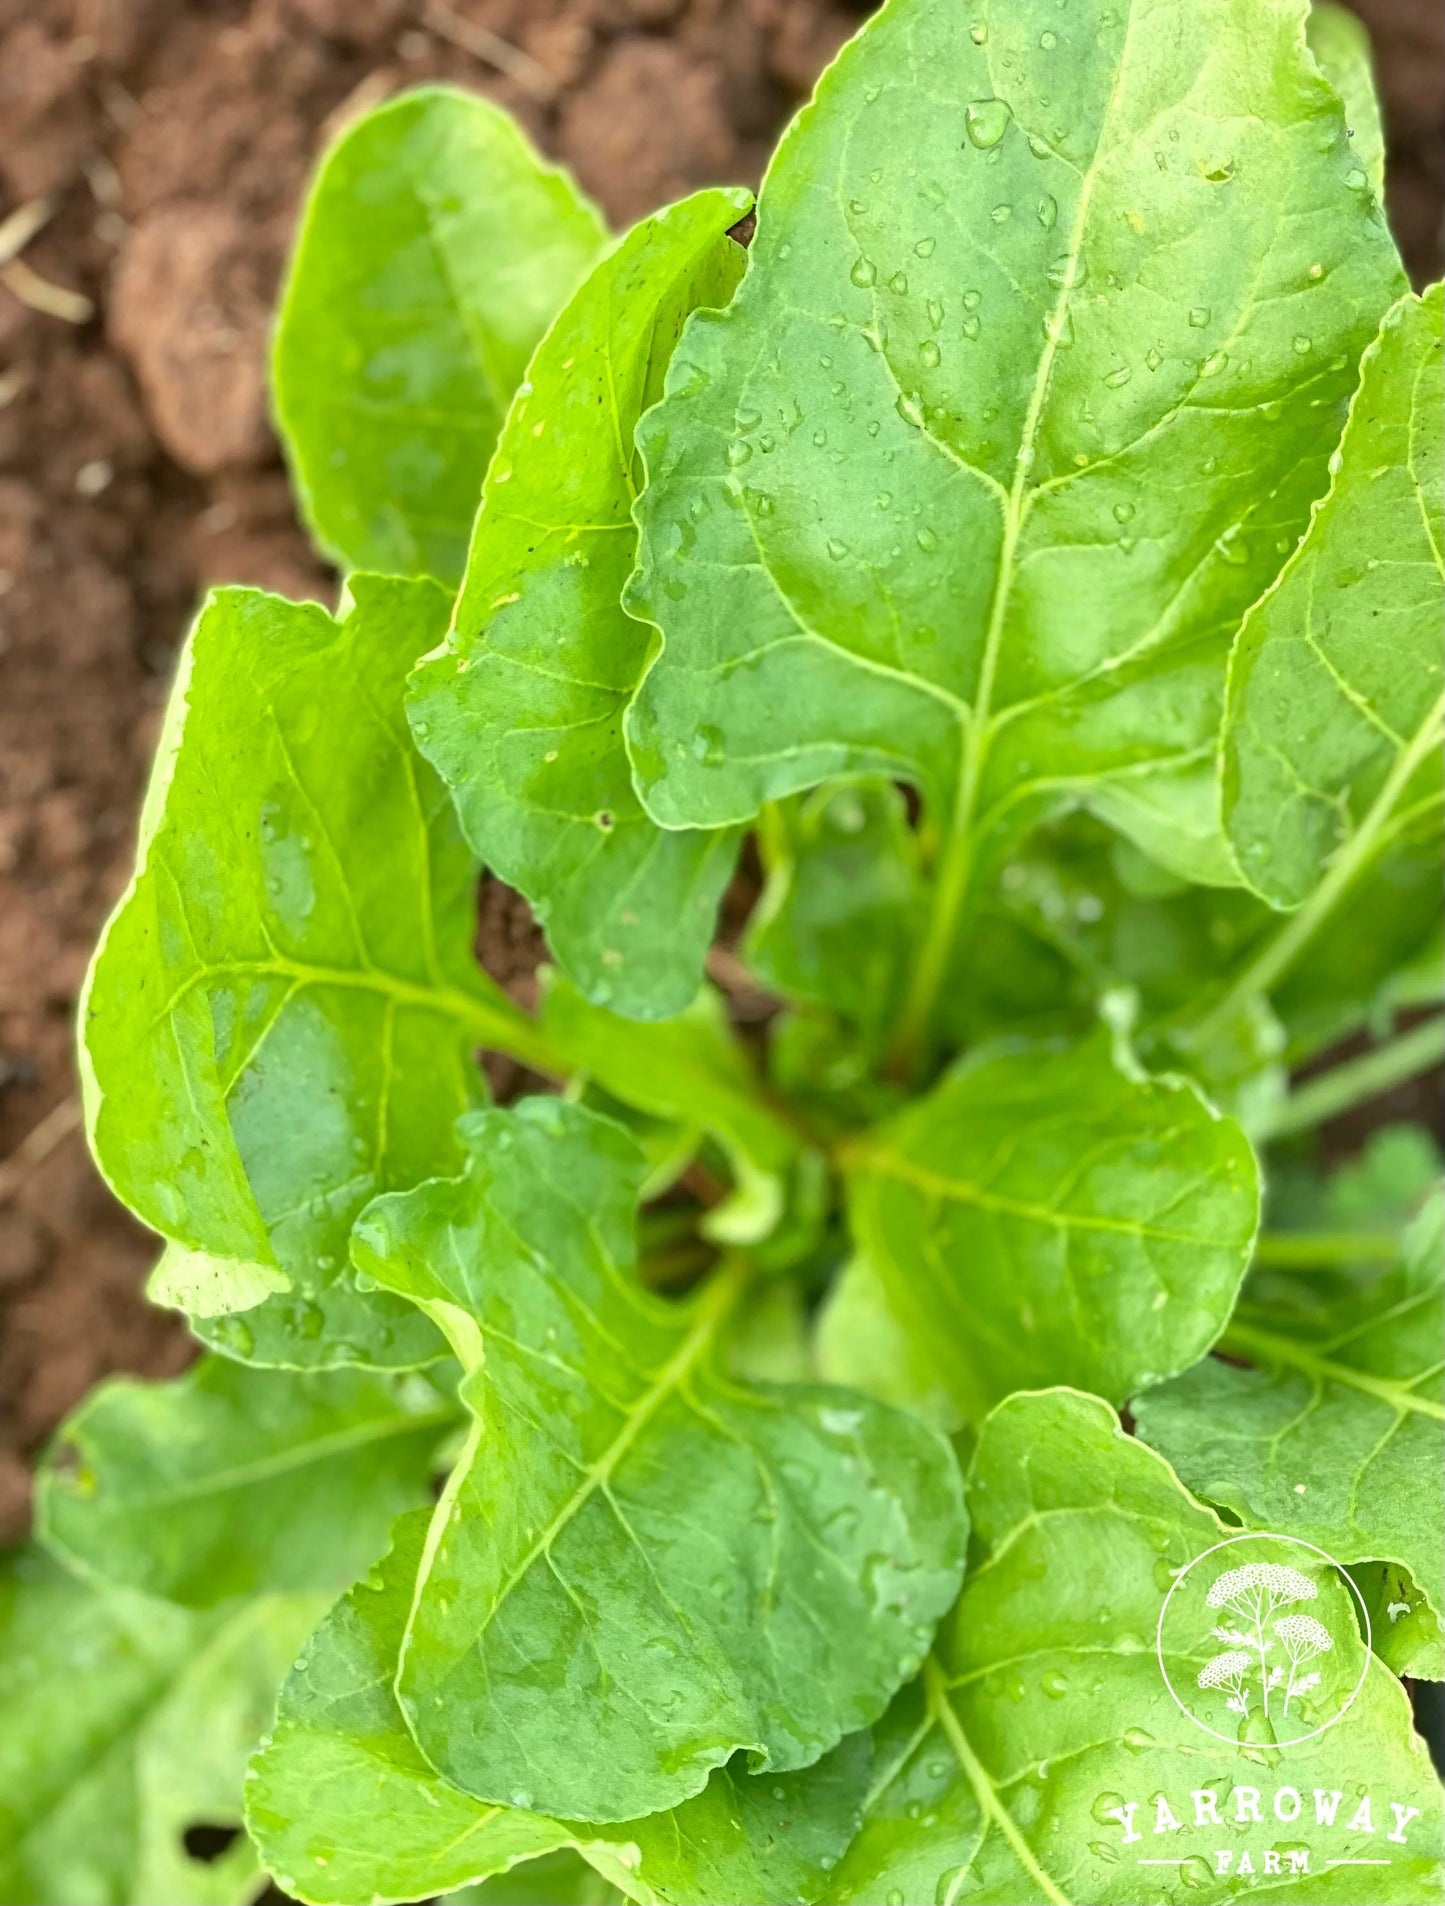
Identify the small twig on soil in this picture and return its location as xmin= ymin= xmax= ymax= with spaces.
xmin=705 ymin=944 xmax=779 ymax=1024
xmin=0 ymin=198 xmax=53 ymax=268
xmin=420 ymin=0 xmax=558 ymax=102
xmin=0 ymin=1097 xmax=83 ymax=1207
xmin=0 ymin=367 xmax=29 ymax=409
xmin=0 ymin=259 xmax=94 ymax=324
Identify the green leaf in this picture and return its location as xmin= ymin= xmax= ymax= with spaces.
xmin=0 ymin=1548 xmax=321 ymax=1906
xmin=823 ymin=1390 xmax=1444 ymax=1905
xmin=844 ymin=1026 xmax=1260 ymax=1422
xmin=814 ymin=1254 xmax=960 ymax=1434
xmin=1134 ymin=1192 xmax=1445 ymax=1678
xmin=1307 ymin=3 xmax=1386 ymax=196
xmin=37 ymin=1356 xmax=456 ymax=1607
xmin=350 ymin=1098 xmax=966 ymax=1820
xmin=274 ymin=88 xmax=606 ymax=582
xmin=248 ymin=1509 xmax=873 ymax=1906
xmin=447 ymin=1853 xmax=624 ymax=1905
xmin=408 ymin=190 xmax=751 ymax=1018
xmin=1223 ymin=286 xmax=1443 ymax=912
xmin=1349 ymin=1560 xmax=1443 ymax=1681
xmin=626 ymin=0 xmax=1404 ymax=1038
xmin=80 ymin=576 xmax=550 ymax=1370
xmin=540 ymin=970 xmax=805 ymax=1244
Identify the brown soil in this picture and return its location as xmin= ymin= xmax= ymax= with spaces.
xmin=0 ymin=0 xmax=1440 ymax=1544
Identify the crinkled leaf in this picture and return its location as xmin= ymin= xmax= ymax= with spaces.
xmin=1134 ymin=1192 xmax=1445 ymax=1677
xmin=408 ymin=190 xmax=750 ymax=1018
xmin=274 ymin=88 xmax=606 ymax=582
xmin=350 ymin=1098 xmax=966 ymax=1820
xmin=627 ymin=0 xmax=1403 ymax=885
xmin=1351 ymin=1560 xmax=1443 ymax=1681
xmin=844 ymin=1026 xmax=1260 ymax=1422
xmin=823 ymin=1389 xmax=1444 ymax=1905
xmin=80 ymin=576 xmax=547 ymax=1370
xmin=248 ymin=1509 xmax=872 ymax=1906
xmin=37 ymin=1356 xmax=456 ymax=1607
xmin=1307 ymin=2 xmax=1386 ymax=196
xmin=540 ymin=969 xmax=805 ymax=1243
xmin=0 ymin=1549 xmax=321 ymax=1906
xmin=1224 ymin=286 xmax=1443 ymax=910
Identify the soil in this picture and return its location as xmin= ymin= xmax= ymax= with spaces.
xmin=0 ymin=0 xmax=1440 ymax=1545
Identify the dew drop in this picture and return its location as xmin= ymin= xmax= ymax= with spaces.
xmin=1215 ymin=528 xmax=1249 ymax=566
xmin=1091 ymin=1790 xmax=1127 ymax=1825
xmin=1123 ymin=1726 xmax=1155 ymax=1753
xmin=1037 ymin=193 xmax=1058 ymax=229
xmin=1028 ymin=133 xmax=1053 ymax=160
xmin=915 ymin=236 xmax=937 ymax=258
xmin=926 ymin=297 xmax=944 ymax=329
xmin=919 ymin=339 xmax=942 ymax=369
xmin=916 ymin=526 xmax=939 ymax=552
xmin=1112 ymin=500 xmax=1135 ymax=523
xmin=1090 ymin=1840 xmax=1121 ymax=1865
xmin=1041 ymin=1670 xmax=1069 ymax=1699
xmin=826 ymin=537 xmax=849 ymax=561
xmin=1345 ymin=165 xmax=1369 ymax=191
xmin=1047 ymin=253 xmax=1088 ymax=289
xmin=726 ymin=440 xmax=752 ymax=467
xmin=966 ymin=98 xmax=1013 ymax=150
xmin=1188 ymin=306 xmax=1210 ymax=328
xmin=1039 ymin=28 xmax=1058 ymax=48
xmin=1308 ymin=261 xmax=1325 ymax=280
xmin=888 ymin=270 xmax=909 ymax=294
xmin=962 ymin=315 xmax=981 ymax=340
xmin=876 ymin=491 xmax=893 ymax=510
xmin=812 ymin=428 xmax=828 ymax=448
xmin=1200 ymin=349 xmax=1229 ymax=377
xmin=896 ymin=390 xmax=925 ymax=427
xmin=991 ymin=202 xmax=1013 ymax=223
xmin=1144 ymin=346 xmax=1162 ymax=371
xmin=969 ymin=21 xmax=987 ymax=43
xmin=1180 ymin=1856 xmax=1212 ymax=1889
xmin=1103 ymin=364 xmax=1132 ymax=388
xmin=848 ymin=198 xmax=869 ymax=217
xmin=1292 ymin=333 xmax=1313 ymax=354
xmin=1044 ymin=308 xmax=1075 ymax=347
xmin=850 ymin=256 xmax=878 ymax=287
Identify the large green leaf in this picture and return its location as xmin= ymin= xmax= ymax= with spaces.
xmin=626 ymin=0 xmax=1403 ymax=1044
xmin=844 ymin=1027 xmax=1260 ymax=1422
xmin=350 ymin=1098 xmax=966 ymax=1820
xmin=0 ymin=1549 xmax=321 ymax=1906
xmin=248 ymin=1509 xmax=872 ymax=1906
xmin=408 ymin=190 xmax=750 ymax=1018
xmin=1307 ymin=3 xmax=1386 ymax=196
xmin=80 ymin=576 xmax=550 ymax=1370
xmin=1218 ymin=287 xmax=1443 ymax=983
xmin=274 ymin=88 xmax=606 ymax=582
xmin=1135 ymin=1193 xmax=1445 ymax=1679
xmin=822 ymin=1390 xmax=1444 ymax=1905
xmin=37 ymin=1356 xmax=455 ymax=1607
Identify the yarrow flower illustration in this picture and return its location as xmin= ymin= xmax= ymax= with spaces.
xmin=1197 ymin=1559 xmax=1324 ymax=1723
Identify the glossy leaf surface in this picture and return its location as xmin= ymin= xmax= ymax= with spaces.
xmin=248 ymin=1509 xmax=872 ymax=1905
xmin=274 ymin=89 xmax=606 ymax=582
xmin=80 ymin=577 xmax=541 ymax=1369
xmin=351 ymin=1099 xmax=966 ymax=1820
xmin=408 ymin=190 xmax=750 ymax=1017
xmin=845 ymin=1028 xmax=1260 ymax=1421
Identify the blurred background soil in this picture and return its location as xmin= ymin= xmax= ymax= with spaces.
xmin=0 ymin=0 xmax=1441 ymax=1543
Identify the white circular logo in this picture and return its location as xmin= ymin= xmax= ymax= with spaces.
xmin=1156 ymin=1533 xmax=1371 ymax=1748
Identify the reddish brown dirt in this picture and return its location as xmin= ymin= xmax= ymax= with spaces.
xmin=0 ymin=0 xmax=1440 ymax=1544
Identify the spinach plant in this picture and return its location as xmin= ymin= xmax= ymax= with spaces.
xmin=5 ymin=2 xmax=1443 ymax=1902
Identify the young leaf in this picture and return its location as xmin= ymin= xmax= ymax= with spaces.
xmin=821 ymin=1390 xmax=1444 ymax=1905
xmin=247 ymin=1509 xmax=872 ymax=1906
xmin=350 ymin=1098 xmax=966 ymax=1821
xmin=1134 ymin=1193 xmax=1445 ymax=1678
xmin=37 ymin=1356 xmax=456 ymax=1607
xmin=1307 ymin=2 xmax=1386 ymax=196
xmin=844 ymin=1027 xmax=1260 ymax=1422
xmin=626 ymin=0 xmax=1404 ymax=1011
xmin=540 ymin=970 xmax=804 ymax=1243
xmin=0 ymin=1548 xmax=321 ymax=1906
xmin=80 ymin=576 xmax=550 ymax=1370
xmin=408 ymin=189 xmax=752 ymax=1019
xmin=1223 ymin=286 xmax=1443 ymax=914
xmin=274 ymin=89 xmax=606 ymax=582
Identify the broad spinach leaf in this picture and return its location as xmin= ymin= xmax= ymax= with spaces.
xmin=80 ymin=576 xmax=547 ymax=1370
xmin=351 ymin=1098 xmax=966 ymax=1820
xmin=1135 ymin=1192 xmax=1445 ymax=1679
xmin=822 ymin=1390 xmax=1443 ymax=1905
xmin=408 ymin=189 xmax=752 ymax=1018
xmin=627 ymin=0 xmax=1404 ymax=1059
xmin=0 ymin=1549 xmax=322 ymax=1906
xmin=844 ymin=1026 xmax=1260 ymax=1421
xmin=37 ymin=1357 xmax=456 ymax=1607
xmin=247 ymin=1509 xmax=872 ymax=1906
xmin=274 ymin=88 xmax=606 ymax=582
xmin=1307 ymin=2 xmax=1386 ymax=196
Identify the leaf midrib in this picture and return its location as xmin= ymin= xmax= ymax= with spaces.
xmin=1221 ymin=1316 xmax=1445 ymax=1422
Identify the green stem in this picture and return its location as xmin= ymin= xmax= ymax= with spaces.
xmin=1254 ymin=1015 xmax=1445 ymax=1143
xmin=1192 ymin=693 xmax=1445 ymax=1049
xmin=887 ymin=737 xmax=983 ymax=1081
xmin=1253 ymin=1229 xmax=1401 ymax=1268
xmin=1220 ymin=1316 xmax=1445 ymax=1421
